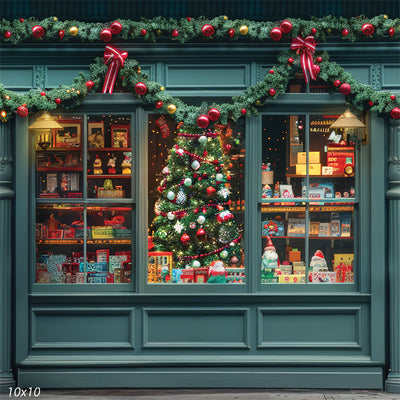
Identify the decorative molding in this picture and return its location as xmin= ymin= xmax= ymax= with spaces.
xmin=33 ymin=65 xmax=46 ymax=89
xmin=370 ymin=64 xmax=383 ymax=90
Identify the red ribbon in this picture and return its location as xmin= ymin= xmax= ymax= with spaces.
xmin=102 ymin=45 xmax=128 ymax=94
xmin=290 ymin=35 xmax=317 ymax=84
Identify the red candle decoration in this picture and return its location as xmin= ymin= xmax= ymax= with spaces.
xmin=197 ymin=114 xmax=210 ymax=128
xmin=241 ymin=108 xmax=247 ymax=115
xmin=4 ymin=31 xmax=11 ymax=38
xmin=58 ymin=30 xmax=65 ymax=38
xmin=339 ymin=83 xmax=351 ymax=95
xmin=100 ymin=28 xmax=112 ymax=42
xmin=269 ymin=88 xmax=276 ymax=96
xmin=280 ymin=20 xmax=292 ymax=34
xmin=342 ymin=28 xmax=349 ymax=36
xmin=391 ymin=107 xmax=400 ymax=119
xmin=172 ymin=29 xmax=179 ymax=37
xmin=135 ymin=82 xmax=147 ymax=95
xmin=141 ymin=29 xmax=147 ymax=36
xmin=228 ymin=29 xmax=235 ymax=38
xmin=270 ymin=27 xmax=282 ymax=41
xmin=32 ymin=25 xmax=44 ymax=38
xmin=86 ymin=81 xmax=94 ymax=90
xmin=180 ymin=233 xmax=190 ymax=245
xmin=17 ymin=105 xmax=28 ymax=117
xmin=362 ymin=23 xmax=374 ymax=36
xmin=55 ymin=98 xmax=62 ymax=105
xmin=156 ymin=101 xmax=163 ymax=109
xmin=333 ymin=80 xmax=341 ymax=87
xmin=110 ymin=21 xmax=122 ymax=35
xmin=389 ymin=28 xmax=395 ymax=37
xmin=207 ymin=108 xmax=220 ymax=121
xmin=202 ymin=24 xmax=215 ymax=37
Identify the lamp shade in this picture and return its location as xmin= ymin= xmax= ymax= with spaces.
xmin=329 ymin=109 xmax=365 ymax=129
xmin=28 ymin=112 xmax=63 ymax=130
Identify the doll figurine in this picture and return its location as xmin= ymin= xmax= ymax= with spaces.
xmin=121 ymin=152 xmax=132 ymax=175
xmin=107 ymin=155 xmax=117 ymax=174
xmin=93 ymin=155 xmax=103 ymax=175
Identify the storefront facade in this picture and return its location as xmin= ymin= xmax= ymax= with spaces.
xmin=1 ymin=0 xmax=400 ymax=392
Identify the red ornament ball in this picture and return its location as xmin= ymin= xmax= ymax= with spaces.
xmin=339 ymin=83 xmax=351 ymax=95
xmin=172 ymin=29 xmax=179 ymax=37
xmin=202 ymin=24 xmax=215 ymax=37
xmin=40 ymin=91 xmax=46 ymax=96
xmin=58 ymin=29 xmax=65 ymax=38
xmin=228 ymin=28 xmax=235 ymax=38
xmin=333 ymin=80 xmax=341 ymax=87
xmin=368 ymin=101 xmax=374 ymax=106
xmin=197 ymin=228 xmax=206 ymax=238
xmin=180 ymin=233 xmax=190 ymax=245
xmin=206 ymin=186 xmax=217 ymax=196
xmin=141 ymin=29 xmax=147 ymax=36
xmin=362 ymin=23 xmax=374 ymax=36
xmin=156 ymin=101 xmax=163 ymax=109
xmin=314 ymin=65 xmax=320 ymax=75
xmin=197 ymin=114 xmax=210 ymax=129
xmin=269 ymin=88 xmax=276 ymax=96
xmin=100 ymin=28 xmax=112 ymax=42
xmin=389 ymin=28 xmax=395 ymax=37
xmin=391 ymin=107 xmax=400 ymax=119
xmin=110 ymin=21 xmax=122 ymax=35
xmin=224 ymin=143 xmax=232 ymax=152
xmin=270 ymin=27 xmax=282 ymax=41
xmin=311 ymin=28 xmax=317 ymax=35
xmin=390 ymin=95 xmax=396 ymax=100
xmin=317 ymin=56 xmax=323 ymax=63
xmin=17 ymin=105 xmax=28 ymax=117
xmin=135 ymin=82 xmax=147 ymax=95
xmin=288 ymin=57 xmax=294 ymax=64
xmin=55 ymin=98 xmax=62 ymax=105
xmin=342 ymin=28 xmax=349 ymax=36
xmin=280 ymin=20 xmax=292 ymax=34
xmin=86 ymin=81 xmax=94 ymax=90
xmin=32 ymin=25 xmax=44 ymax=38
xmin=207 ymin=108 xmax=220 ymax=121
xmin=4 ymin=31 xmax=11 ymax=39
xmin=241 ymin=108 xmax=247 ymax=115
xmin=186 ymin=17 xmax=192 ymax=21
xmin=19 ymin=18 xmax=24 ymax=22
xmin=269 ymin=69 xmax=274 ymax=74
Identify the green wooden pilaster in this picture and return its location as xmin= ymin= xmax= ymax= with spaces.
xmin=386 ymin=119 xmax=400 ymax=393
xmin=0 ymin=120 xmax=15 ymax=393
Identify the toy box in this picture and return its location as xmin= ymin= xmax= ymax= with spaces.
xmin=296 ymin=163 xmax=321 ymax=175
xmin=297 ymin=152 xmax=320 ymax=164
xmin=80 ymin=262 xmax=108 ymax=273
xmin=262 ymin=219 xmax=285 ymax=236
xmin=310 ymin=271 xmax=337 ymax=283
xmin=92 ymin=227 xmax=114 ymax=239
xmin=148 ymin=251 xmax=173 ymax=283
xmin=278 ymin=274 xmax=305 ymax=284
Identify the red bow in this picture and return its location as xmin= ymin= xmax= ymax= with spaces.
xmin=290 ymin=35 xmax=317 ymax=84
xmin=102 ymin=45 xmax=128 ymax=94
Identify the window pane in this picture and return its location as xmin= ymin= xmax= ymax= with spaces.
xmin=148 ymin=115 xmax=245 ymax=284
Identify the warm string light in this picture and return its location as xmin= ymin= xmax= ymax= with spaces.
xmin=156 ymin=201 xmax=230 ymax=217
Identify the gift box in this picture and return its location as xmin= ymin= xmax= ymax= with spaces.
xmin=181 ymin=268 xmax=195 ymax=283
xmin=114 ymin=228 xmax=132 ymax=238
xmin=148 ymin=251 xmax=173 ymax=283
xmin=296 ymin=163 xmax=321 ymax=175
xmin=194 ymin=267 xmax=209 ymax=284
xmin=92 ymin=227 xmax=114 ymax=239
xmin=109 ymin=255 xmax=128 ymax=272
xmin=288 ymin=250 xmax=301 ymax=262
xmin=278 ymin=274 xmax=305 ymax=284
xmin=87 ymin=272 xmax=110 ymax=284
xmin=292 ymin=261 xmax=306 ymax=274
xmin=80 ymin=262 xmax=108 ymax=273
xmin=310 ymin=271 xmax=337 ymax=284
xmin=297 ymin=152 xmax=320 ymax=164
xmin=276 ymin=264 xmax=292 ymax=275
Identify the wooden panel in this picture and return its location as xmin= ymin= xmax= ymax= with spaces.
xmin=343 ymin=66 xmax=369 ymax=85
xmin=143 ymin=307 xmax=250 ymax=348
xmin=32 ymin=308 xmax=134 ymax=349
xmin=383 ymin=65 xmax=400 ymax=88
xmin=46 ymin=67 xmax=91 ymax=87
xmin=258 ymin=306 xmax=363 ymax=349
xmin=165 ymin=64 xmax=248 ymax=89
xmin=0 ymin=67 xmax=33 ymax=89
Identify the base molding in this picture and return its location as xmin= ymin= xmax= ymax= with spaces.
xmin=386 ymin=372 xmax=400 ymax=393
xmin=18 ymin=366 xmax=383 ymax=389
xmin=0 ymin=374 xmax=16 ymax=394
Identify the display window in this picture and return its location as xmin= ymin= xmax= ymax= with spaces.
xmin=261 ymin=114 xmax=358 ymax=285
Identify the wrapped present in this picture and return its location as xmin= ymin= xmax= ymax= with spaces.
xmin=80 ymin=262 xmax=108 ymax=273
xmin=310 ymin=271 xmax=337 ymax=284
xmin=47 ymin=254 xmax=67 ymax=283
xmin=171 ymin=269 xmax=183 ymax=284
xmin=109 ymin=255 xmax=128 ymax=272
xmin=181 ymin=268 xmax=195 ymax=283
xmin=92 ymin=226 xmax=114 ymax=239
xmin=279 ymin=274 xmax=305 ymax=284
xmin=87 ymin=272 xmax=110 ymax=284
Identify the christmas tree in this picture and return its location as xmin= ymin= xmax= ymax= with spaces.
xmin=151 ymin=124 xmax=242 ymax=275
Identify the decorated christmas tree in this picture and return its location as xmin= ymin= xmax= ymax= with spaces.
xmin=151 ymin=123 xmax=242 ymax=273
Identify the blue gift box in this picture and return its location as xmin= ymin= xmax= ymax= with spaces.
xmin=79 ymin=262 xmax=108 ymax=273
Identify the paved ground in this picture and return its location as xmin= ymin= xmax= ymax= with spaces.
xmin=35 ymin=389 xmax=400 ymax=400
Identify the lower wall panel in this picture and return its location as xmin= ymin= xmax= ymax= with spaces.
xmin=18 ymin=367 xmax=383 ymax=389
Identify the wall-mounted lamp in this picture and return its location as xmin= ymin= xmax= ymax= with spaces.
xmin=329 ymin=108 xmax=367 ymax=145
xmin=28 ymin=111 xmax=63 ymax=150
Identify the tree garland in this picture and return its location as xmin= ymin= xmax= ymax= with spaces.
xmin=1 ymin=15 xmax=399 ymax=45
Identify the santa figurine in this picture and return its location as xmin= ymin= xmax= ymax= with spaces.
xmin=310 ymin=250 xmax=328 ymax=272
xmin=207 ymin=260 xmax=227 ymax=284
xmin=261 ymin=236 xmax=280 ymax=274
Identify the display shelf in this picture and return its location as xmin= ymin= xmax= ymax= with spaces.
xmin=36 ymin=147 xmax=81 ymax=152
xmin=261 ymin=236 xmax=354 ymax=240
xmin=87 ymin=148 xmax=132 ymax=152
xmin=260 ymin=198 xmax=357 ymax=204
xmin=37 ymin=238 xmax=131 ymax=245
xmin=286 ymin=174 xmax=350 ymax=178
xmin=262 ymin=205 xmax=355 ymax=212
xmin=37 ymin=166 xmax=83 ymax=172
xmin=87 ymin=174 xmax=131 ymax=179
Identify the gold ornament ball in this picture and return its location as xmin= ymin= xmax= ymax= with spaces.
xmin=384 ymin=14 xmax=388 ymax=19
xmin=53 ymin=17 xmax=58 ymax=21
xmin=5 ymin=95 xmax=10 ymax=100
xmin=76 ymin=90 xmax=80 ymax=94
xmin=160 ymin=86 xmax=165 ymax=91
xmin=167 ymin=104 xmax=177 ymax=114
xmin=69 ymin=26 xmax=78 ymax=36
xmin=240 ymin=25 xmax=248 ymax=35
xmin=156 ymin=29 xmax=162 ymax=35
xmin=327 ymin=28 xmax=332 ymax=34
xmin=66 ymin=90 xmax=70 ymax=93
xmin=223 ymin=16 xmax=228 ymax=20
xmin=255 ymin=100 xmax=263 ymax=106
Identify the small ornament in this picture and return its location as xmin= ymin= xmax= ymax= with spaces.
xmin=339 ymin=83 xmax=351 ymax=95
xmin=207 ymin=108 xmax=220 ymax=121
xmin=230 ymin=256 xmax=239 ymax=264
xmin=280 ymin=20 xmax=292 ymax=34
xmin=197 ymin=228 xmax=206 ymax=239
xmin=197 ymin=215 xmax=206 ymax=224
xmin=218 ymin=187 xmax=230 ymax=199
xmin=176 ymin=189 xmax=187 ymax=205
xmin=311 ymin=28 xmax=317 ymax=34
xmin=228 ymin=28 xmax=235 ymax=38
xmin=384 ymin=14 xmax=389 ymax=19
xmin=167 ymin=191 xmax=176 ymax=200
xmin=86 ymin=81 xmax=94 ymax=90
xmin=186 ymin=17 xmax=192 ymax=21
xmin=216 ymin=173 xmax=224 ymax=182
xmin=217 ymin=210 xmax=233 ymax=223
xmin=207 ymin=186 xmax=216 ymax=196
xmin=4 ymin=31 xmax=11 ymax=39
xmin=167 ymin=212 xmax=175 ymax=220
xmin=160 ymin=86 xmax=165 ymax=91
xmin=288 ymin=57 xmax=294 ymax=64
xmin=390 ymin=95 xmax=396 ymax=100
xmin=314 ymin=65 xmax=320 ymax=75
xmin=220 ymin=250 xmax=228 ymax=259
xmin=198 ymin=135 xmax=207 ymax=145
xmin=172 ymin=29 xmax=179 ymax=37
xmin=241 ymin=108 xmax=247 ymax=115
xmin=333 ymin=79 xmax=341 ymax=87
xmin=162 ymin=166 xmax=170 ymax=175
xmin=53 ymin=17 xmax=58 ymax=21
xmin=100 ymin=28 xmax=112 ymax=42
xmin=191 ymin=160 xmax=200 ymax=170
xmin=167 ymin=104 xmax=177 ymax=114
xmin=342 ymin=28 xmax=349 ymax=36
xmin=240 ymin=25 xmax=248 ymax=35
xmin=17 ymin=105 xmax=28 ymax=117
xmin=58 ymin=30 xmax=65 ymax=38
xmin=389 ymin=28 xmax=395 ymax=37
xmin=269 ymin=69 xmax=274 ymax=74
xmin=184 ymin=178 xmax=192 ymax=187
xmin=391 ymin=107 xmax=400 ymax=119
xmin=202 ymin=24 xmax=214 ymax=37
xmin=135 ymin=82 xmax=147 ymax=95
xmin=141 ymin=29 xmax=147 ymax=36
xmin=32 ymin=25 xmax=44 ymax=38
xmin=223 ymin=16 xmax=228 ymax=20
xmin=0 ymin=111 xmax=7 ymax=118
xmin=316 ymin=56 xmax=323 ymax=62
xmin=269 ymin=88 xmax=276 ymax=96
xmin=368 ymin=101 xmax=374 ymax=106
xmin=110 ymin=21 xmax=122 ymax=35
xmin=270 ymin=27 xmax=282 ymax=41
xmin=69 ymin=26 xmax=79 ymax=36
xmin=156 ymin=101 xmax=163 ymax=109
xmin=19 ymin=18 xmax=24 ymax=22
xmin=55 ymin=98 xmax=61 ymax=105
xmin=192 ymin=260 xmax=201 ymax=268
xmin=40 ymin=91 xmax=46 ymax=96
xmin=197 ymin=114 xmax=209 ymax=129
xmin=189 ymin=222 xmax=196 ymax=229
xmin=362 ymin=23 xmax=374 ymax=36
xmin=180 ymin=233 xmax=190 ymax=245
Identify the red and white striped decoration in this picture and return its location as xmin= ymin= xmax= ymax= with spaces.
xmin=102 ymin=45 xmax=128 ymax=94
xmin=290 ymin=35 xmax=317 ymax=84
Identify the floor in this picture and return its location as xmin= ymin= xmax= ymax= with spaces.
xmin=35 ymin=389 xmax=400 ymax=400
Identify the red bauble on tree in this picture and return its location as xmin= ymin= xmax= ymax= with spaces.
xmin=390 ymin=95 xmax=396 ymax=100
xmin=4 ymin=31 xmax=11 ymax=38
xmin=316 ymin=56 xmax=323 ymax=63
xmin=206 ymin=186 xmax=217 ymax=196
xmin=270 ymin=27 xmax=282 ymax=41
xmin=86 ymin=81 xmax=94 ymax=90
xmin=135 ymin=82 xmax=147 ymax=95
xmin=228 ymin=29 xmax=235 ymax=38
xmin=156 ymin=101 xmax=163 ymax=109
xmin=333 ymin=80 xmax=341 ymax=87
xmin=288 ymin=57 xmax=294 ymax=64
xmin=141 ymin=29 xmax=147 ymax=36
xmin=202 ymin=24 xmax=214 ymax=37
xmin=269 ymin=69 xmax=274 ymax=74
xmin=197 ymin=114 xmax=210 ymax=128
xmin=241 ymin=108 xmax=247 ymax=115
xmin=172 ymin=29 xmax=179 ymax=37
xmin=19 ymin=18 xmax=24 ymax=22
xmin=196 ymin=228 xmax=206 ymax=239
xmin=58 ymin=30 xmax=65 ymax=38
xmin=110 ymin=21 xmax=122 ymax=35
xmin=362 ymin=23 xmax=374 ymax=36
xmin=314 ymin=65 xmax=320 ymax=75
xmin=340 ymin=83 xmax=351 ymax=95
xmin=40 ymin=91 xmax=46 ymax=96
xmin=186 ymin=17 xmax=192 ymax=21
xmin=389 ymin=28 xmax=395 ymax=37
xmin=180 ymin=233 xmax=190 ymax=245
xmin=17 ymin=105 xmax=28 ymax=117
xmin=55 ymin=98 xmax=62 ymax=105
xmin=368 ymin=101 xmax=374 ymax=106
xmin=207 ymin=108 xmax=220 ymax=121
xmin=280 ymin=20 xmax=292 ymax=34
xmin=342 ymin=28 xmax=349 ymax=36
xmin=269 ymin=88 xmax=276 ymax=96
xmin=391 ymin=107 xmax=400 ymax=119
xmin=100 ymin=28 xmax=112 ymax=42
xmin=311 ymin=28 xmax=317 ymax=35
xmin=32 ymin=25 xmax=44 ymax=38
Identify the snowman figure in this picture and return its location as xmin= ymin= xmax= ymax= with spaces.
xmin=261 ymin=236 xmax=280 ymax=282
xmin=310 ymin=250 xmax=328 ymax=272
